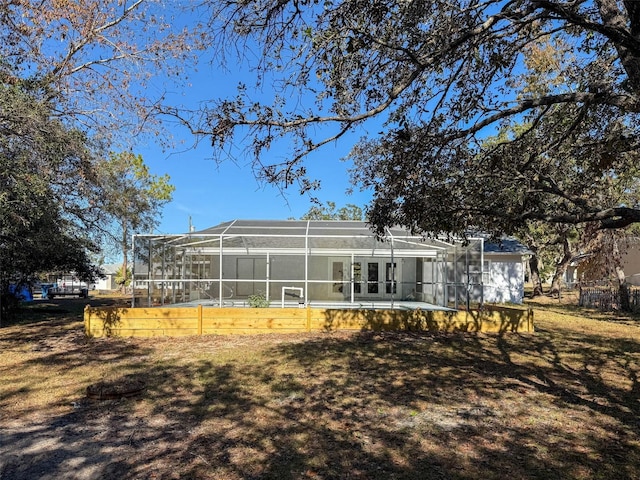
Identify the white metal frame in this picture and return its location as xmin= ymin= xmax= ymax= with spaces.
xmin=131 ymin=220 xmax=483 ymax=309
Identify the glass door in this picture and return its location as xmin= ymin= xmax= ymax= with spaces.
xmin=367 ymin=262 xmax=379 ymax=294
xmin=329 ymin=258 xmax=349 ymax=299
xmin=385 ymin=262 xmax=397 ymax=294
xmin=353 ymin=259 xmax=399 ymax=299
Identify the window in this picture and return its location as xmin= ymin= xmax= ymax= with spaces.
xmin=482 ymin=260 xmax=492 ymax=284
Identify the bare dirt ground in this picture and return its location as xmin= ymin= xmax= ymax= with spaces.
xmin=1 ymin=402 xmax=186 ymax=480
xmin=0 ymin=296 xmax=153 ymax=480
xmin=1 ymin=294 xmax=640 ymax=479
xmin=0 ymin=296 xmax=355 ymax=480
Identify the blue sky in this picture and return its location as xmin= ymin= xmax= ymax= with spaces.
xmin=143 ymin=136 xmax=372 ymax=235
xmin=136 ymin=51 xmax=373 ymax=235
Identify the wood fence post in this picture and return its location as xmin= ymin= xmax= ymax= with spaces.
xmin=84 ymin=305 xmax=90 ymax=336
xmin=197 ymin=304 xmax=203 ymax=335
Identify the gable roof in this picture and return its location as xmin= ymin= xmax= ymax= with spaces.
xmin=99 ymin=264 xmax=120 ymax=275
xmin=483 ymin=237 xmax=532 ymax=255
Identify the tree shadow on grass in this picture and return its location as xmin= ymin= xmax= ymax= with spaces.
xmin=255 ymin=330 xmax=640 ymax=479
xmin=0 ymin=329 xmax=157 ymax=479
xmin=526 ymin=297 xmax=640 ymax=324
xmin=2 ymin=325 xmax=640 ymax=479
xmin=99 ymin=329 xmax=639 ymax=479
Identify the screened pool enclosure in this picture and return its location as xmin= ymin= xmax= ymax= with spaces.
xmin=132 ymin=220 xmax=484 ymax=309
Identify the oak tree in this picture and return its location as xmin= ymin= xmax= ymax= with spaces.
xmin=0 ymin=0 xmax=208 ymax=143
xmin=200 ymin=0 xmax=640 ymax=235
xmin=0 ymin=82 xmax=103 ymax=321
xmin=0 ymin=1 xmax=197 ymax=309
xmin=300 ymin=201 xmax=364 ymax=220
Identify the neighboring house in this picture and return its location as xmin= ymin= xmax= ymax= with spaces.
xmin=132 ymin=220 xmax=530 ymax=308
xmin=564 ymin=237 xmax=640 ymax=287
xmin=93 ymin=264 xmax=120 ymax=291
xmin=622 ymin=238 xmax=640 ymax=286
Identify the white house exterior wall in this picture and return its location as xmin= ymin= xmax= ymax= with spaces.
xmin=483 ymin=254 xmax=525 ymax=304
xmin=93 ymin=275 xmax=116 ymax=290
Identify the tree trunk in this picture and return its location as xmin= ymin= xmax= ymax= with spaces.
xmin=619 ymin=279 xmax=631 ymax=312
xmin=549 ymin=235 xmax=573 ymax=298
xmin=613 ymin=238 xmax=631 ymax=311
xmin=528 ymin=250 xmax=544 ymax=297
xmin=599 ymin=0 xmax=640 ymax=95
xmin=121 ymin=227 xmax=128 ymax=294
xmin=549 ymin=267 xmax=566 ymax=298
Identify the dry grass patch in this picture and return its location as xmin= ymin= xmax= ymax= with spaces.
xmin=1 ymin=295 xmax=639 ymax=479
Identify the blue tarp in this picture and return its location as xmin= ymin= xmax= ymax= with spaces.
xmin=9 ymin=284 xmax=33 ymax=302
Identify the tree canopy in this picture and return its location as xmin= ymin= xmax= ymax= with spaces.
xmin=98 ymin=151 xmax=174 ymax=287
xmin=299 ymin=201 xmax=364 ymax=220
xmin=0 ymin=1 xmax=190 ymax=302
xmin=0 ymin=82 xmax=103 ymax=296
xmin=199 ymin=0 xmax=640 ymax=236
xmin=0 ymin=0 xmax=208 ymax=143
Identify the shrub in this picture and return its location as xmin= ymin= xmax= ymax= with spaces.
xmin=247 ymin=293 xmax=270 ymax=308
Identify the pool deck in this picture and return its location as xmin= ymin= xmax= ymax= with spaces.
xmin=163 ymin=299 xmax=456 ymax=311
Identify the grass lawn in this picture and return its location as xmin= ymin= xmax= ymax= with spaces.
xmin=1 ymin=293 xmax=639 ymax=479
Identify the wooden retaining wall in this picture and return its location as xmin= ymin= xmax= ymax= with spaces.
xmin=84 ymin=305 xmax=534 ymax=338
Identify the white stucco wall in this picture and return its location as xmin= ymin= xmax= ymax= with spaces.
xmin=93 ymin=274 xmax=119 ymax=290
xmin=483 ymin=254 xmax=525 ymax=304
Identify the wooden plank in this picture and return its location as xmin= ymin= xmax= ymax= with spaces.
xmin=88 ymin=317 xmax=198 ymax=330
xmin=202 ymin=315 xmax=307 ymax=324
xmin=84 ymin=305 xmax=90 ymax=336
xmin=87 ymin=307 xmax=196 ymax=319
xmin=203 ymin=318 xmax=307 ymax=329
xmin=202 ymin=327 xmax=309 ymax=335
xmin=203 ymin=307 xmax=307 ymax=318
xmin=88 ymin=327 xmax=199 ymax=338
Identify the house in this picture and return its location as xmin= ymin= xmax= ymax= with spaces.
xmin=132 ymin=220 xmax=530 ymax=308
xmin=622 ymin=237 xmax=640 ymax=286
xmin=93 ymin=264 xmax=120 ymax=291
xmin=564 ymin=237 xmax=640 ymax=287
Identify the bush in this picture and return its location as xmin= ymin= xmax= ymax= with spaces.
xmin=247 ymin=293 xmax=270 ymax=308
